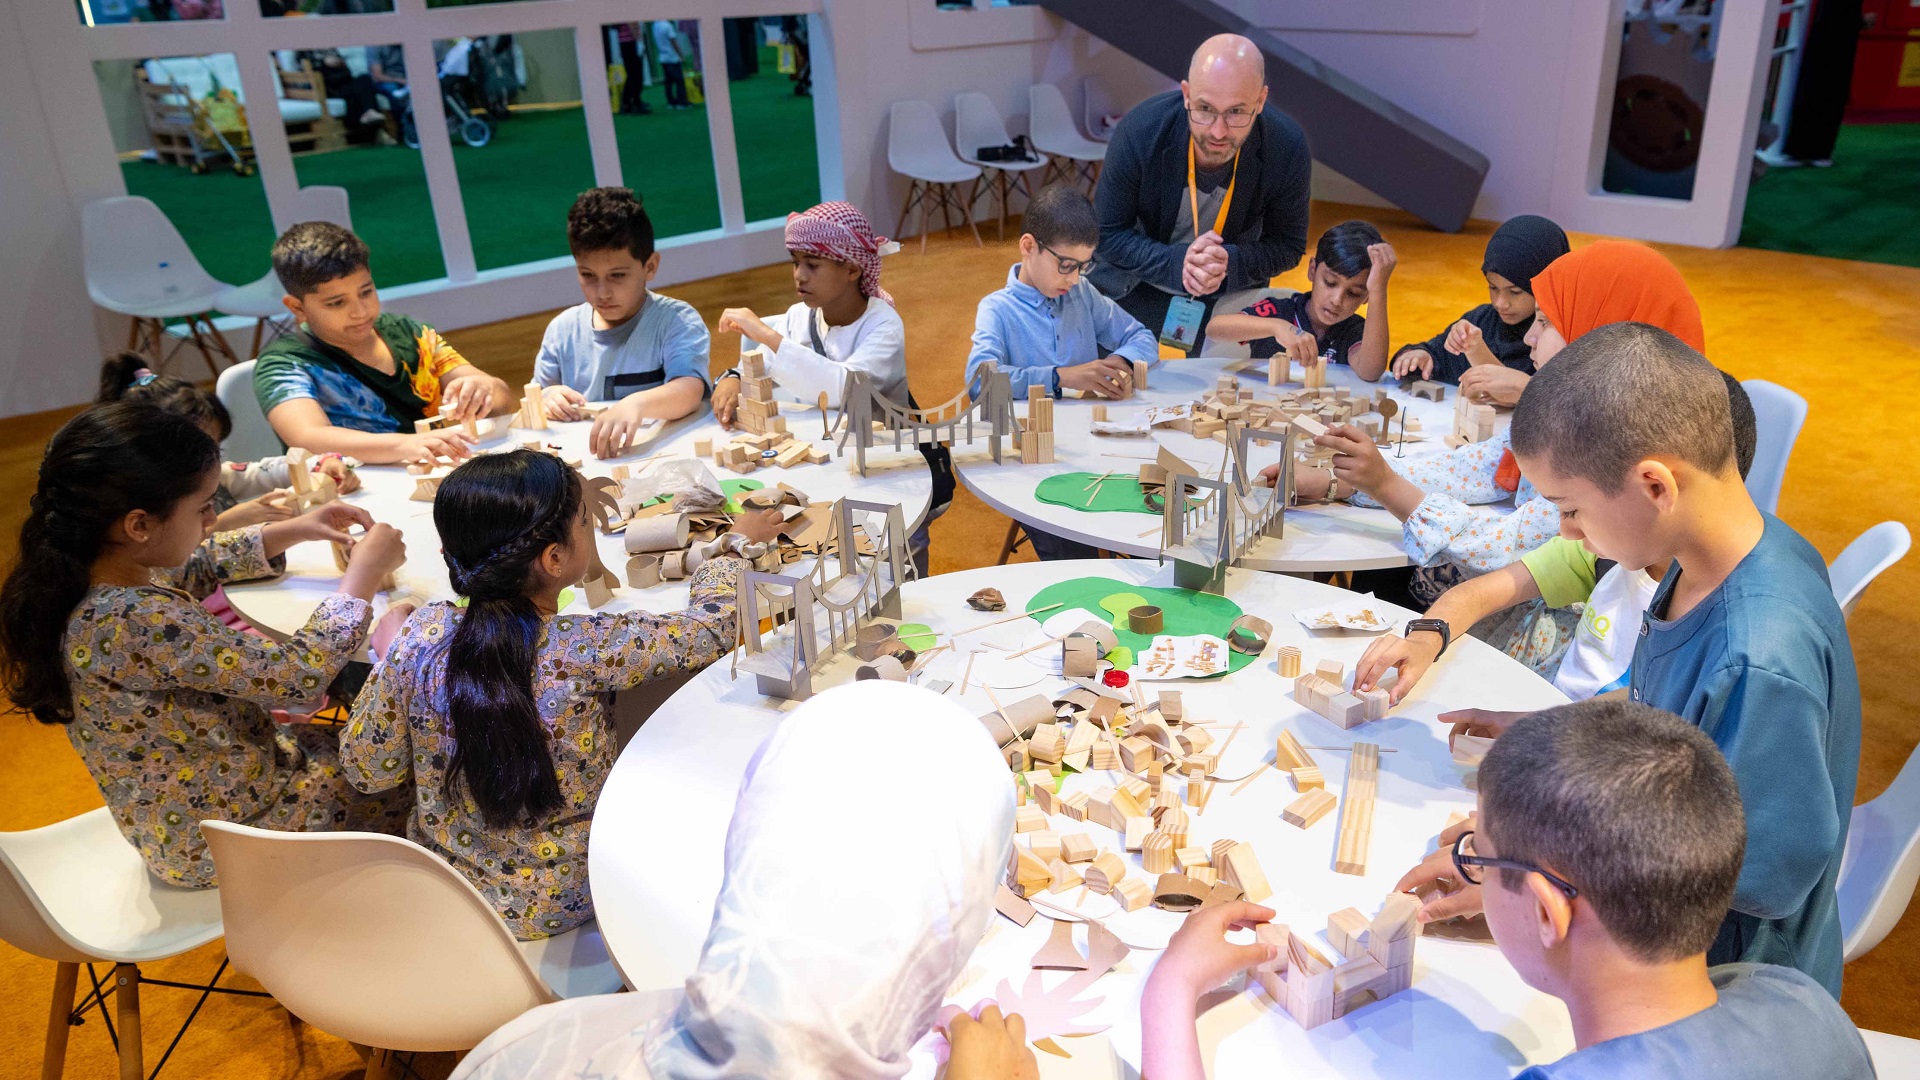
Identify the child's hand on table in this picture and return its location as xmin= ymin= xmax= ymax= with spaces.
xmin=1459 ymin=363 xmax=1530 ymax=408
xmin=1391 ymin=348 xmax=1435 ymax=380
xmin=312 ymin=455 xmax=359 ymax=495
xmin=1355 ymin=630 xmax=1443 ymax=703
xmin=937 ymin=1002 xmax=1038 ymax=1080
xmin=1395 ymin=813 xmax=1484 ymax=924
xmin=1058 ymin=357 xmax=1134 ymax=399
xmin=1256 ymin=462 xmax=1334 ymax=501
xmin=218 ymin=489 xmax=294 ymax=530
xmin=710 ymin=378 xmax=742 ymax=429
xmin=1316 ymin=424 xmax=1393 ymax=496
xmin=1276 ymin=324 xmax=1321 ymax=368
xmin=542 ymin=384 xmax=588 ymax=422
xmin=440 ymin=377 xmax=494 ymax=422
xmin=1147 ymin=900 xmax=1280 ymax=1002
xmin=728 ymin=507 xmax=786 ymax=545
xmin=1442 ymin=707 xmax=1523 ymax=741
xmin=1445 ymin=319 xmax=1497 ymax=367
xmin=399 ymin=431 xmax=475 ymax=465
xmin=589 ymin=397 xmax=649 ymax=460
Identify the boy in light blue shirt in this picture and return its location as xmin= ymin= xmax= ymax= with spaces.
xmin=965 ymin=184 xmax=1157 ymax=403
xmin=535 ymin=187 xmax=710 ymax=459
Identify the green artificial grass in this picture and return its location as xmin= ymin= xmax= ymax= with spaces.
xmin=1023 ymin=577 xmax=1257 ymax=678
xmin=120 ymin=45 xmax=819 ymax=290
xmin=1739 ymin=124 xmax=1920 ymax=269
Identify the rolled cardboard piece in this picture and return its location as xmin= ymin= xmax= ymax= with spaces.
xmin=1128 ymin=605 xmax=1165 ymax=634
xmin=661 ymin=549 xmax=691 ymax=581
xmin=625 ymin=554 xmax=662 ymax=589
xmin=853 ymin=623 xmax=900 ymax=661
xmin=855 ymin=655 xmax=909 ymax=682
xmin=981 ymin=709 xmax=1017 ymax=747
xmin=1001 ymin=694 xmax=1055 ymax=739
xmin=625 ymin=514 xmax=691 ymax=554
xmin=1072 ymin=619 xmax=1119 ymax=653
xmin=1226 ymin=615 xmax=1273 ymax=655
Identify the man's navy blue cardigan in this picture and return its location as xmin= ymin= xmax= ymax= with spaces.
xmin=1089 ymin=90 xmax=1313 ymax=317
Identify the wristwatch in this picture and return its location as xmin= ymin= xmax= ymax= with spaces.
xmin=1404 ymin=618 xmax=1451 ymax=658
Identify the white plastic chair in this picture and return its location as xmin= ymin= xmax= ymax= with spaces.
xmin=1828 ymin=521 xmax=1911 ymax=619
xmin=1082 ymin=74 xmax=1119 ymax=141
xmin=1839 ymin=742 xmax=1920 ymax=962
xmin=1740 ymin=379 xmax=1807 ymax=515
xmin=216 ymin=185 xmax=353 ymax=358
xmin=955 ymin=91 xmax=1047 ymax=242
xmin=0 ymin=808 xmax=233 ymax=1079
xmin=82 ymin=196 xmax=240 ymax=379
xmin=1862 ymin=1029 xmax=1920 ymax=1074
xmin=200 ymin=821 xmax=623 ymax=1076
xmin=887 ymin=100 xmax=982 ymax=252
xmin=215 ymin=360 xmax=284 ymax=464
xmin=1029 ymin=83 xmax=1108 ymax=194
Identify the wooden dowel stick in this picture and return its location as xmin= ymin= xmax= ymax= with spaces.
xmin=961 ymin=649 xmax=979 ymax=694
xmin=950 ymin=602 xmax=1064 ymax=639
xmin=1229 ymin=760 xmax=1272 ymax=795
xmin=1006 ymin=632 xmax=1070 ymax=660
xmin=1304 ymin=745 xmax=1400 ymax=752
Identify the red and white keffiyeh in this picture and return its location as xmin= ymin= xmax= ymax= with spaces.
xmin=784 ymin=202 xmax=899 ymax=304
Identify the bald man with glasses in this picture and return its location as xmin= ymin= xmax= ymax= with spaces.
xmin=1090 ymin=34 xmax=1312 ymax=349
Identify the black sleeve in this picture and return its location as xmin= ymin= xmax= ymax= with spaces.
xmin=1326 ymin=315 xmax=1368 ymax=366
xmin=1222 ymin=114 xmax=1312 ymax=291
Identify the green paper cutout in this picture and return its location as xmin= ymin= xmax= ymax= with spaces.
xmin=1105 ymin=645 xmax=1134 ymax=670
xmin=639 ymin=478 xmax=764 ymax=515
xmin=897 ymin=623 xmax=938 ymax=651
xmin=1026 ymin=577 xmax=1253 ymax=678
xmin=1097 ymin=591 xmax=1152 ymax=630
xmin=1034 ymin=472 xmax=1160 ymax=516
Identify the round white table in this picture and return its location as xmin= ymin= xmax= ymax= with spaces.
xmin=590 ymin=559 xmax=1575 ymax=1079
xmin=223 ymin=409 xmax=934 ymax=639
xmin=953 ymin=357 xmax=1504 ymax=573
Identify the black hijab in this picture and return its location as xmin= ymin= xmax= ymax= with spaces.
xmin=1481 ymin=215 xmax=1570 ymax=295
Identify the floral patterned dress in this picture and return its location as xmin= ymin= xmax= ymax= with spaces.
xmin=62 ymin=526 xmax=411 ymax=887
xmin=341 ymin=556 xmax=744 ymax=940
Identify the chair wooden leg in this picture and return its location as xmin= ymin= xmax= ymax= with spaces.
xmin=961 ymin=181 xmax=983 ymax=247
xmin=938 ymin=182 xmax=955 ymax=240
xmin=249 ymin=318 xmax=266 ymax=361
xmin=126 ymin=317 xmax=143 ymax=352
xmin=995 ymin=171 xmax=1010 ymax=242
xmin=113 ymin=963 xmax=141 ymax=1080
xmin=362 ymin=1047 xmax=399 ymax=1080
xmin=41 ymin=962 xmax=78 ymax=1080
xmin=894 ymin=179 xmax=917 ymax=247
xmin=196 ymin=312 xmax=240 ymax=375
xmin=996 ymin=519 xmax=1027 ymax=565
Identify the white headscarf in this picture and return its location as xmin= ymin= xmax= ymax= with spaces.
xmin=451 ymin=681 xmax=1012 ymax=1080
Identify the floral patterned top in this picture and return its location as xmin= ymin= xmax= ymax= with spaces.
xmin=1351 ymin=430 xmax=1561 ymax=575
xmin=63 ymin=526 xmax=375 ymax=885
xmin=341 ymin=556 xmax=745 ymax=939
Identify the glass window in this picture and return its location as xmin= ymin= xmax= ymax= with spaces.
xmin=602 ymin=20 xmax=721 ymax=238
xmin=1600 ymin=4 xmax=1718 ymax=200
xmin=723 ymin=16 xmax=821 ymax=222
xmin=78 ymin=0 xmax=224 ymax=26
xmin=99 ymin=55 xmax=277 ymax=286
xmin=259 ymin=0 xmax=395 ymax=17
xmin=280 ymin=46 xmax=445 ymax=286
xmin=435 ymin=30 xmax=598 ymax=271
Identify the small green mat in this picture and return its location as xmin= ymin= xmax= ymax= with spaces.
xmin=639 ymin=478 xmax=763 ymax=515
xmin=1025 ymin=577 xmax=1255 ymax=678
xmin=1034 ymin=472 xmax=1160 ymax=516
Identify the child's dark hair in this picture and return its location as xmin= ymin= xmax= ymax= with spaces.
xmin=272 ymin=221 xmax=371 ymax=299
xmin=1480 ymin=699 xmax=1745 ymax=963
xmin=1723 ymin=370 xmax=1757 ymax=480
xmin=1511 ymin=322 xmax=1735 ymax=492
xmin=1022 ymin=184 xmax=1099 ymax=251
xmin=432 ymin=450 xmax=583 ymax=827
xmin=0 ymin=402 xmax=221 ymax=724
xmin=96 ymin=351 xmax=233 ymax=442
xmin=1311 ymin=220 xmax=1383 ymax=278
xmin=568 ymin=187 xmax=655 ymax=262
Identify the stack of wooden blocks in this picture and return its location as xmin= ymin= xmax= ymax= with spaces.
xmin=513 ymin=381 xmax=547 ymax=430
xmin=1289 ymin=658 xmax=1391 ymax=729
xmin=712 ymin=353 xmax=829 ymax=474
xmin=1250 ymin=893 xmax=1421 ymax=1029
xmin=1447 ymin=393 xmax=1497 ymax=448
xmin=1019 ymin=384 xmax=1055 ymax=464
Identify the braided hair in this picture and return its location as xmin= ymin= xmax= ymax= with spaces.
xmin=0 ymin=402 xmax=221 ymax=723
xmin=97 ymin=352 xmax=233 ymax=441
xmin=432 ymin=450 xmax=583 ymax=827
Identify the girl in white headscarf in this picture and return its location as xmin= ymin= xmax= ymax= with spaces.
xmin=450 ymin=680 xmax=1019 ymax=1079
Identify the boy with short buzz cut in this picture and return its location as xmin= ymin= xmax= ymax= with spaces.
xmin=1473 ymin=701 xmax=1873 ymax=1079
xmin=1403 ymin=322 xmax=1860 ymax=997
xmin=535 ymin=186 xmax=711 ymax=460
xmin=965 ymin=184 xmax=1157 ymax=403
xmin=254 ymin=221 xmax=512 ymax=465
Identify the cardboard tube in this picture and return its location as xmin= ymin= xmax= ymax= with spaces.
xmin=1129 ymin=605 xmax=1164 ymax=634
xmin=625 ymin=514 xmax=691 ymax=554
xmin=625 ymin=554 xmax=662 ymax=589
xmin=1002 ymin=694 xmax=1055 ymax=739
xmin=854 ymin=623 xmax=900 ymax=661
xmin=1072 ymin=619 xmax=1119 ymax=653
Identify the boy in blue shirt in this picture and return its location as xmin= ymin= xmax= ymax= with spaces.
xmin=535 ymin=187 xmax=711 ymax=459
xmin=966 ymin=184 xmax=1157 ymax=560
xmin=1402 ymin=323 xmax=1859 ymax=997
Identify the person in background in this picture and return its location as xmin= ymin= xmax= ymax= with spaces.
xmin=651 ymin=21 xmax=689 ymax=110
xmin=611 ymin=24 xmax=652 ymax=115
xmin=1390 ymin=214 xmax=1570 ymax=385
xmin=1203 ymin=219 xmax=1396 ymax=381
xmin=445 ymin=682 xmax=1025 ymax=1080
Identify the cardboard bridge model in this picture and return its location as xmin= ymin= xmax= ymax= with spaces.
xmin=1160 ymin=421 xmax=1299 ymax=594
xmin=837 ymin=362 xmax=1016 ymax=476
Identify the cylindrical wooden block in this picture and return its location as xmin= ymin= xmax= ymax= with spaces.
xmin=1278 ymin=645 xmax=1302 ymax=678
xmin=855 ymin=655 xmax=909 ymax=682
xmin=625 ymin=554 xmax=661 ymax=589
xmin=1156 ymin=806 xmax=1190 ymax=849
xmin=1128 ymin=605 xmax=1164 ymax=634
xmin=1086 ymin=852 xmax=1126 ymax=895
xmin=624 ymin=514 xmax=691 ymax=554
xmin=1141 ymin=830 xmax=1177 ymax=874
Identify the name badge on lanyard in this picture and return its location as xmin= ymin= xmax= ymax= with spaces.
xmin=1161 ymin=140 xmax=1239 ymax=354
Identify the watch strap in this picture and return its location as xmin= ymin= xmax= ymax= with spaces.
xmin=1405 ymin=618 xmax=1451 ymax=658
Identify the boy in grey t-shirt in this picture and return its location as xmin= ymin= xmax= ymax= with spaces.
xmin=535 ymin=187 xmax=711 ymax=460
xmin=1476 ymin=703 xmax=1873 ymax=1080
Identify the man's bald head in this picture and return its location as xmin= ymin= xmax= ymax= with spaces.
xmin=1188 ymin=33 xmax=1266 ymax=88
xmin=1182 ymin=33 xmax=1268 ymax=167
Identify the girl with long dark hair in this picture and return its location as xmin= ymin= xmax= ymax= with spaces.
xmin=0 ymin=401 xmax=412 ymax=885
xmin=342 ymin=450 xmax=782 ymax=939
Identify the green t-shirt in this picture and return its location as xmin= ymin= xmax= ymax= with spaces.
xmin=253 ymin=313 xmax=467 ymax=434
xmin=1519 ymin=536 xmax=1601 ymax=609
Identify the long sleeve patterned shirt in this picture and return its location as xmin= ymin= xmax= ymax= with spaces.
xmin=1350 ymin=430 xmax=1563 ymax=574
xmin=341 ymin=556 xmax=744 ymax=939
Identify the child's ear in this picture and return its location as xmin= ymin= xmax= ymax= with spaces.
xmin=539 ymin=540 xmax=569 ymax=581
xmin=1018 ymin=234 xmax=1038 ymax=259
xmin=1526 ymin=872 xmax=1574 ymax=950
xmin=644 ymin=251 xmax=662 ymax=279
xmin=1636 ymin=460 xmax=1681 ymax=514
xmin=281 ymin=294 xmax=305 ymax=320
xmin=117 ymin=509 xmax=152 ymax=546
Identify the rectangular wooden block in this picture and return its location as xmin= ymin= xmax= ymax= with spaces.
xmin=1316 ymin=659 xmax=1346 ymax=684
xmin=1328 ymin=907 xmax=1372 ymax=960
xmin=1282 ymin=788 xmax=1337 ymax=829
xmin=1014 ymin=805 xmax=1046 ymax=834
xmin=1220 ymin=842 xmax=1272 ymax=903
xmin=743 ymin=376 xmax=775 ymax=399
xmin=1060 ymin=833 xmax=1096 ymax=863
xmin=1028 ymin=830 xmax=1062 ymax=862
xmin=1123 ymin=816 xmax=1151 ymax=852
xmin=1175 ymin=847 xmax=1210 ymax=874
xmin=1059 ymin=790 xmax=1090 ymax=822
xmin=1291 ymin=765 xmax=1324 ymax=790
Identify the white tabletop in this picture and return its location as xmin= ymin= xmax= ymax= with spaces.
xmin=589 ymin=559 xmax=1576 ymax=1078
xmin=223 ymin=409 xmax=934 ymax=640
xmin=953 ymin=357 xmax=1499 ymax=573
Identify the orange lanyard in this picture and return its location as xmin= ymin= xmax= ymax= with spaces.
xmin=1187 ymin=140 xmax=1239 ymax=239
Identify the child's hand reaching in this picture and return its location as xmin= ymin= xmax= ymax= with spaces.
xmin=589 ymin=397 xmax=649 ymax=460
xmin=717 ymin=308 xmax=780 ymax=351
xmin=398 ymin=431 xmax=475 ymax=466
xmin=711 ymin=378 xmax=742 ymax=429
xmin=937 ymin=1002 xmax=1038 ymax=1080
xmin=1058 ymin=357 xmax=1134 ymax=399
xmin=1277 ymin=324 xmax=1321 ymax=369
xmin=1316 ymin=424 xmax=1393 ymax=496
xmin=440 ymin=377 xmax=495 ymax=422
xmin=217 ymin=489 xmax=294 ymax=531
xmin=1391 ymin=348 xmax=1434 ymax=380
xmin=314 ymin=455 xmax=360 ymax=495
xmin=287 ymin=501 xmax=375 ymax=546
xmin=1459 ymin=363 xmax=1530 ymax=408
xmin=1395 ymin=813 xmax=1483 ymax=924
xmin=728 ymin=507 xmax=787 ymax=545
xmin=1355 ymin=631 xmax=1443 ymax=703
xmin=1148 ymin=901 xmax=1280 ymax=1001
xmin=542 ymin=384 xmax=588 ymax=422
xmin=1442 ymin=707 xmax=1523 ymax=741
xmin=1445 ymin=319 xmax=1496 ymax=367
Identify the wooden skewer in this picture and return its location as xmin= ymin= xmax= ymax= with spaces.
xmin=1199 ymin=721 xmax=1248 ymax=809
xmin=1102 ymin=452 xmax=1157 ymax=460
xmin=1229 ymin=759 xmax=1272 ymax=795
xmin=950 ymin=602 xmax=1065 ymax=639
xmin=1305 ymin=745 xmax=1400 ymax=752
xmin=1082 ymin=470 xmax=1117 ymax=492
xmin=983 ymin=684 xmax=1007 ymax=722
xmin=818 ymin=391 xmax=831 ymax=440
xmin=960 ymin=649 xmax=980 ymax=694
xmin=1006 ymin=632 xmax=1070 ymax=660
xmin=911 ymin=644 xmax=950 ymax=671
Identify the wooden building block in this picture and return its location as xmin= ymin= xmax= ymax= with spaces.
xmin=1219 ymin=842 xmax=1273 ymax=903
xmin=1113 ymin=779 xmax=1152 ymax=819
xmin=1316 ymin=658 xmax=1346 ymax=684
xmin=1084 ymin=853 xmax=1126 ymax=895
xmin=1029 ymin=724 xmax=1065 ymax=764
xmin=1014 ymin=805 xmax=1046 ymax=834
xmin=1278 ymin=645 xmax=1302 ymax=678
xmin=1188 ymin=866 xmax=1218 ymax=887
xmin=1154 ymin=805 xmax=1190 ymax=849
xmin=1359 ymin=687 xmax=1391 ymax=721
xmin=1291 ymin=765 xmax=1324 ymax=791
xmin=1175 ymin=847 xmax=1210 ymax=874
xmin=1118 ymin=736 xmax=1158 ymax=772
xmin=1157 ymin=690 xmax=1184 ymax=724
xmin=1113 ymin=876 xmax=1153 ymax=912
xmin=1274 ymin=729 xmax=1314 ymax=772
xmin=1060 ymin=833 xmax=1096 ymax=863
xmin=1334 ymin=742 xmax=1380 ymax=876
xmin=1141 ymin=830 xmax=1177 ymax=874
xmin=1029 ymin=830 xmax=1062 ymax=863
xmin=1282 ymin=788 xmax=1337 ymax=829
xmin=1283 ymin=933 xmax=1337 ymax=1029
xmin=1326 ymin=692 xmax=1369 ymax=730
xmin=1328 ymin=907 xmax=1372 ymax=960
xmin=1011 ymin=846 xmax=1052 ymax=897
xmin=1048 ymin=858 xmax=1084 ymax=894
xmin=1059 ymin=791 xmax=1091 ymax=822
xmin=1089 ymin=741 xmax=1120 ymax=771
xmin=1122 ymin=816 xmax=1151 ymax=852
